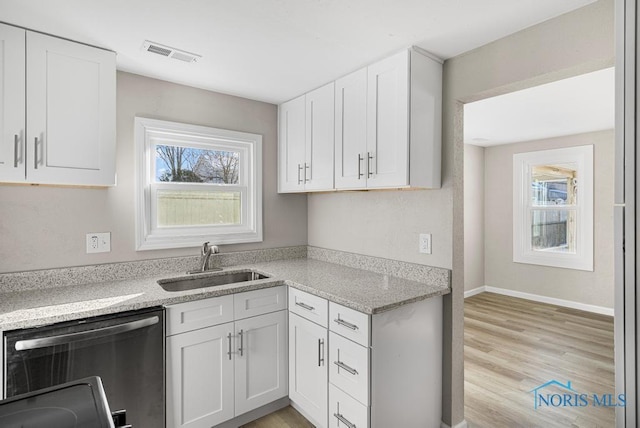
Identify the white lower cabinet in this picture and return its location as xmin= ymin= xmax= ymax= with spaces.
xmin=234 ymin=310 xmax=288 ymax=415
xmin=167 ymin=323 xmax=235 ymax=428
xmin=166 ymin=286 xmax=288 ymax=428
xmin=289 ymin=288 xmax=443 ymax=428
xmin=329 ymin=383 xmax=369 ymax=428
xmin=289 ymin=312 xmax=328 ymax=428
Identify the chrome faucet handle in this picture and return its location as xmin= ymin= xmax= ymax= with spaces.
xmin=202 ymin=241 xmax=211 ymax=256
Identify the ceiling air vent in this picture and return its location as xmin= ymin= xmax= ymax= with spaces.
xmin=142 ymin=41 xmax=201 ymax=63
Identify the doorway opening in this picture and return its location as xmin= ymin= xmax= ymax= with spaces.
xmin=462 ymin=67 xmax=616 ymax=427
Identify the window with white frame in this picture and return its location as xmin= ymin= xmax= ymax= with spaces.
xmin=135 ymin=117 xmax=262 ymax=250
xmin=513 ymin=145 xmax=593 ymax=271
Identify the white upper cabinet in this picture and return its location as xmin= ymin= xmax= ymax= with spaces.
xmin=278 ymin=95 xmax=306 ymax=192
xmin=0 ymin=23 xmax=116 ymax=186
xmin=279 ymin=47 xmax=441 ymax=193
xmin=366 ymin=50 xmax=410 ymax=188
xmin=26 ymin=31 xmax=116 ymax=186
xmin=0 ymin=24 xmax=26 ymax=183
xmin=336 ymin=48 xmax=442 ymax=190
xmin=304 ymin=83 xmax=335 ymax=191
xmin=278 ymin=82 xmax=334 ymax=193
xmin=334 ymin=68 xmax=367 ymax=189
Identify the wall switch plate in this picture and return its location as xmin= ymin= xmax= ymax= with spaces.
xmin=419 ymin=233 xmax=432 ymax=254
xmin=86 ymin=232 xmax=111 ymax=254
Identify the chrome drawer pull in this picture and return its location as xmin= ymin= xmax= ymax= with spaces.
xmin=34 ymin=137 xmax=39 ymax=169
xmin=334 ymin=360 xmax=358 ymax=375
xmin=357 ymin=154 xmax=364 ymax=179
xmin=334 ymin=317 xmax=358 ymax=330
xmin=334 ymin=412 xmax=356 ymax=428
xmin=238 ymin=329 xmax=244 ymax=356
xmin=297 ymin=164 xmax=303 ymax=185
xmin=367 ymin=152 xmax=374 ymax=178
xmin=318 ymin=338 xmax=325 ymax=366
xmin=227 ymin=332 xmax=232 ymax=360
xmin=295 ymin=301 xmax=315 ymax=311
xmin=13 ymin=135 xmax=19 ymax=167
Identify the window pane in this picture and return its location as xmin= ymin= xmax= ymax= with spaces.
xmin=531 ymin=209 xmax=576 ymax=253
xmin=155 ymin=144 xmax=240 ymax=184
xmin=157 ymin=190 xmax=241 ymax=227
xmin=531 ymin=163 xmax=577 ymax=206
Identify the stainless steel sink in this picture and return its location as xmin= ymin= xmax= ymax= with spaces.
xmin=158 ymin=271 xmax=269 ymax=292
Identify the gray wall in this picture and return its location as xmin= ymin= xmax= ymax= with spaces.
xmin=0 ymin=72 xmax=308 ymax=273
xmin=446 ymin=0 xmax=614 ymax=425
xmin=483 ymin=130 xmax=614 ymax=308
xmin=463 ymin=143 xmax=485 ymax=292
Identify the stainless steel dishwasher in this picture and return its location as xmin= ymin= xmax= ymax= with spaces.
xmin=3 ymin=307 xmax=165 ymax=428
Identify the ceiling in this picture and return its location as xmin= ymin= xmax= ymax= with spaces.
xmin=0 ymin=0 xmax=596 ymax=104
xmin=464 ymin=67 xmax=615 ymax=147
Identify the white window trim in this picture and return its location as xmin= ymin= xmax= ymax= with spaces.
xmin=134 ymin=117 xmax=263 ymax=251
xmin=513 ymin=145 xmax=593 ymax=271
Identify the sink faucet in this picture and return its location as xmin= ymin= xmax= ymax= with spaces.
xmin=189 ymin=241 xmax=220 ymax=274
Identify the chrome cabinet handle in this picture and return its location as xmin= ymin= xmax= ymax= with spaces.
xmin=295 ymin=301 xmax=315 ymax=311
xmin=357 ymin=154 xmax=364 ymax=179
xmin=334 ymin=412 xmax=356 ymax=428
xmin=318 ymin=338 xmax=324 ymax=367
xmin=13 ymin=135 xmax=19 ymax=167
xmin=334 ymin=317 xmax=358 ymax=330
xmin=238 ymin=329 xmax=244 ymax=356
xmin=297 ymin=164 xmax=303 ymax=185
xmin=227 ymin=332 xmax=232 ymax=360
xmin=304 ymin=163 xmax=310 ymax=182
xmin=367 ymin=152 xmax=374 ymax=178
xmin=334 ymin=360 xmax=358 ymax=375
xmin=34 ymin=137 xmax=38 ymax=169
xmin=15 ymin=316 xmax=159 ymax=351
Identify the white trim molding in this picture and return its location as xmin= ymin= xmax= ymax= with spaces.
xmin=134 ymin=117 xmax=263 ymax=250
xmin=464 ymin=286 xmax=613 ymax=316
xmin=513 ymin=145 xmax=594 ymax=271
xmin=441 ymin=420 xmax=468 ymax=428
xmin=463 ymin=287 xmax=485 ymax=298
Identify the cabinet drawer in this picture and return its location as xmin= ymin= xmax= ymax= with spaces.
xmin=166 ymin=295 xmax=234 ymax=336
xmin=329 ymin=383 xmax=369 ymax=428
xmin=234 ymin=286 xmax=287 ymax=320
xmin=329 ymin=332 xmax=369 ymax=405
xmin=289 ymin=287 xmax=328 ymax=328
xmin=329 ymin=302 xmax=370 ymax=347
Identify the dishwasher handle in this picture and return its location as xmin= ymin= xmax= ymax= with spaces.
xmin=14 ymin=316 xmax=160 ymax=351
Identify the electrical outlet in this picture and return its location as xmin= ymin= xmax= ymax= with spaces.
xmin=86 ymin=232 xmax=111 ymax=254
xmin=419 ymin=233 xmax=432 ymax=254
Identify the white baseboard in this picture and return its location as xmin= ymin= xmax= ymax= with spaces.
xmin=464 ymin=286 xmax=485 ymax=298
xmin=466 ymin=285 xmax=614 ymax=316
xmin=441 ymin=420 xmax=468 ymax=428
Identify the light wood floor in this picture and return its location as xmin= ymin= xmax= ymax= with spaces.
xmin=240 ymin=406 xmax=314 ymax=428
xmin=465 ymin=292 xmax=615 ymax=428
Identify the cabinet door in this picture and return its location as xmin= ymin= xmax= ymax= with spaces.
xmin=234 ymin=310 xmax=288 ymax=415
xmin=366 ymin=50 xmax=409 ymax=188
xmin=334 ymin=68 xmax=367 ymax=190
xmin=278 ymin=95 xmax=306 ymax=192
xmin=305 ymin=82 xmax=334 ymax=191
xmin=26 ymin=31 xmax=116 ymax=186
xmin=0 ymin=24 xmax=26 ymax=183
xmin=166 ymin=323 xmax=235 ymax=428
xmin=289 ymin=313 xmax=328 ymax=428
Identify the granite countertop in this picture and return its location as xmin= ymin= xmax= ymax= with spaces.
xmin=0 ymin=258 xmax=450 ymax=331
